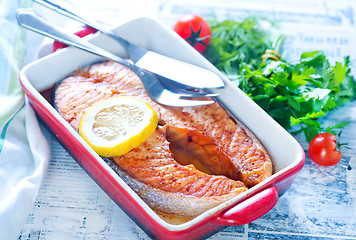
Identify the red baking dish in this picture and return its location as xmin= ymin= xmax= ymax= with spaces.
xmin=19 ymin=17 xmax=305 ymax=239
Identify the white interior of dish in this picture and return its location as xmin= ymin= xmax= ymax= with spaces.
xmin=20 ymin=17 xmax=304 ymax=231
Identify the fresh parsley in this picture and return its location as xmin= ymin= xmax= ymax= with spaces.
xmin=204 ymin=16 xmax=356 ymax=142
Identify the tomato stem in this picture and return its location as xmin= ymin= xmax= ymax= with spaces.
xmin=336 ymin=131 xmax=350 ymax=152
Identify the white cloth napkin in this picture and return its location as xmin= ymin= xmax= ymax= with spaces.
xmin=0 ymin=0 xmax=50 ymax=239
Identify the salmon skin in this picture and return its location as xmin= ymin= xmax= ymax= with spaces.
xmin=55 ymin=61 xmax=273 ymax=217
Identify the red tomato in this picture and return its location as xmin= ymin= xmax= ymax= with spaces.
xmin=173 ymin=14 xmax=211 ymax=53
xmin=52 ymin=25 xmax=97 ymax=52
xmin=308 ymin=133 xmax=342 ymax=166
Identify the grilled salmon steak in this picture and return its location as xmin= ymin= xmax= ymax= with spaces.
xmin=55 ymin=61 xmax=273 ymax=217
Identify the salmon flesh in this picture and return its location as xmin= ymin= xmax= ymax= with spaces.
xmin=54 ymin=61 xmax=273 ymax=217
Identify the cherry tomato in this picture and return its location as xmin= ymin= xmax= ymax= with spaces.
xmin=52 ymin=25 xmax=97 ymax=52
xmin=308 ymin=133 xmax=342 ymax=166
xmin=173 ymin=14 xmax=211 ymax=53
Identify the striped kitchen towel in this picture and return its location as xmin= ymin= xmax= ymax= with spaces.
xmin=0 ymin=0 xmax=50 ymax=239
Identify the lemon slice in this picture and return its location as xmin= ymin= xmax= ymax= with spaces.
xmin=79 ymin=96 xmax=158 ymax=157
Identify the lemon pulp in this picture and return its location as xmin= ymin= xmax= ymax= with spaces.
xmin=79 ymin=96 xmax=158 ymax=157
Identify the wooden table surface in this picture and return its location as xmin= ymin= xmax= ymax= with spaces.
xmin=19 ymin=0 xmax=356 ymax=239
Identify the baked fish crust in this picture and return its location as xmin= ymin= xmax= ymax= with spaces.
xmin=55 ymin=61 xmax=272 ymax=217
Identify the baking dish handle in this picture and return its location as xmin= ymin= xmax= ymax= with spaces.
xmin=215 ymin=186 xmax=278 ymax=225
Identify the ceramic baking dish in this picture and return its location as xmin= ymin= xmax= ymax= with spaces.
xmin=19 ymin=17 xmax=305 ymax=240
